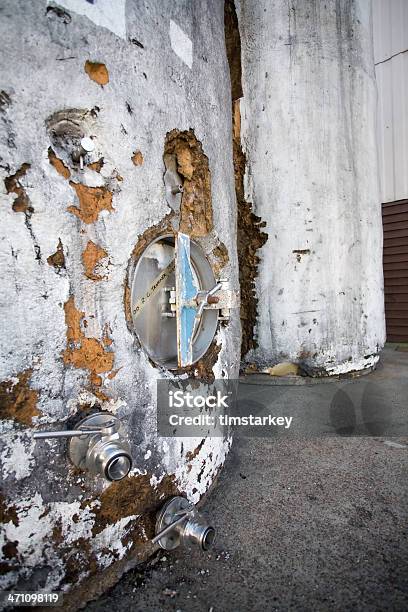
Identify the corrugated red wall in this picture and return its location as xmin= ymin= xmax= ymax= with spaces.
xmin=382 ymin=199 xmax=408 ymax=342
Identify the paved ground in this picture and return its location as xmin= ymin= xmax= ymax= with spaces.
xmin=87 ymin=349 xmax=408 ymax=611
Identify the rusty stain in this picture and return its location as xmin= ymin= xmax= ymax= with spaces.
xmin=43 ymin=472 xmax=183 ymax=606
xmin=47 ymin=238 xmax=66 ymax=270
xmin=84 ymin=61 xmax=109 ymax=86
xmin=83 ymin=473 xmax=179 ymax=535
xmin=164 ymin=129 xmax=213 ymax=237
xmin=108 ymin=169 xmax=123 ymax=182
xmin=211 ymin=243 xmax=229 ymax=276
xmin=224 ymin=0 xmax=243 ymax=101
xmin=57 ymin=537 xmax=154 ymax=611
xmin=82 ymin=240 xmax=108 ymax=280
xmin=185 ymin=438 xmax=205 ymax=461
xmin=0 ymin=370 xmax=40 ymax=426
xmin=93 ymin=388 xmax=110 ymax=402
xmin=90 ymin=373 xmax=102 ymax=387
xmin=0 ymin=497 xmax=19 ymax=527
xmin=2 ymin=541 xmax=18 ymax=560
xmin=190 ymin=341 xmax=221 ymax=382
xmin=50 ymin=524 xmax=99 ymax=589
xmin=131 ymin=150 xmax=144 ymax=166
xmin=68 ymin=182 xmax=114 ymax=224
xmin=124 ymin=282 xmax=132 ymax=331
xmin=232 ymin=103 xmax=267 ymax=358
xmin=88 ymin=158 xmax=104 ymax=172
xmin=52 ymin=520 xmax=64 ymax=546
xmin=63 ymin=337 xmax=114 ymax=375
xmin=4 ymin=163 xmax=33 ymax=214
xmin=120 ymin=516 xmax=152 ymax=552
xmin=224 ymin=1 xmax=268 ymax=358
xmin=48 ymin=147 xmax=71 ymax=179
xmin=61 ymin=540 xmax=99 ymax=587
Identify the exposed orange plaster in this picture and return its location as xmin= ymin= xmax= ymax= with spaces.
xmin=131 ymin=151 xmax=144 ymax=166
xmin=68 ymin=182 xmax=114 ymax=224
xmin=48 ymin=147 xmax=71 ymax=179
xmin=62 ymin=297 xmax=115 ymax=378
xmin=82 ymin=240 xmax=108 ymax=280
xmin=88 ymin=158 xmax=104 ymax=172
xmin=107 ymin=367 xmax=122 ymax=380
xmin=47 ymin=238 xmax=65 ymax=270
xmin=84 ymin=61 xmax=109 ymax=86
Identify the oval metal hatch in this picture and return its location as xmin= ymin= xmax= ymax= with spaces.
xmin=130 ymin=234 xmax=219 ymax=369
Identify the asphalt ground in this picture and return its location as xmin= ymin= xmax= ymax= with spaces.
xmin=87 ymin=348 xmax=408 ymax=611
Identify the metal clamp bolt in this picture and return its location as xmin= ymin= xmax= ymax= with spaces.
xmin=72 ymin=137 xmax=95 ymax=170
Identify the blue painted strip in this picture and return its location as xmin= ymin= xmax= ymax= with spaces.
xmin=176 ymin=233 xmax=199 ymax=367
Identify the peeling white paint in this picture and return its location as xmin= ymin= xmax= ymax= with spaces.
xmin=169 ymin=20 xmax=193 ymax=69
xmin=47 ymin=0 xmax=127 ymax=40
xmin=175 ymin=436 xmax=230 ymax=505
xmin=150 ymin=472 xmax=166 ymax=488
xmin=128 ymin=467 xmax=147 ymax=477
xmin=4 ymin=493 xmax=53 ymax=567
xmin=92 ymin=515 xmax=138 ymax=567
xmin=58 ymin=501 xmax=95 ymax=544
xmin=325 ymin=354 xmax=379 ymax=376
xmin=1 ymin=434 xmax=35 ymax=480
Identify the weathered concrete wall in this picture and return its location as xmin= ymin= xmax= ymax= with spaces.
xmin=237 ymin=0 xmax=385 ymax=375
xmin=0 ymin=0 xmax=239 ymax=604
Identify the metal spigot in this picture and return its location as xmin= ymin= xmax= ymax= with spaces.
xmin=154 ymin=496 xmax=216 ymax=552
xmin=33 ymin=413 xmax=132 ymax=482
xmin=72 ymin=137 xmax=95 ymax=170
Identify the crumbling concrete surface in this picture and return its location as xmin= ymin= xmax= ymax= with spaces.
xmin=237 ymin=0 xmax=385 ymax=375
xmin=0 ymin=0 xmax=239 ymax=605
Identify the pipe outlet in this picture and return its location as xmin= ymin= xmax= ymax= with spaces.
xmin=154 ymin=496 xmax=216 ymax=552
xmin=33 ymin=413 xmax=132 ymax=482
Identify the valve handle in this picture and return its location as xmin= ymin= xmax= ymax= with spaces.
xmin=33 ymin=419 xmax=117 ymax=440
xmin=191 ymin=281 xmax=223 ymax=339
xmin=151 ymin=502 xmax=195 ymax=545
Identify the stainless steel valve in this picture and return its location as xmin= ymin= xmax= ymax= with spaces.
xmin=33 ymin=413 xmax=132 ymax=482
xmin=154 ymin=496 xmax=216 ymax=552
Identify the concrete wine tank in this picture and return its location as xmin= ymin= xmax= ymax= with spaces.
xmin=0 ymin=1 xmax=240 ymax=605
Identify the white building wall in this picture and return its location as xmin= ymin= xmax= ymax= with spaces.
xmin=373 ymin=0 xmax=408 ymax=203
